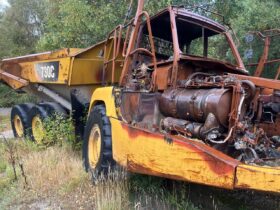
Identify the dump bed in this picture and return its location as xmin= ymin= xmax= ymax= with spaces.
xmin=0 ymin=38 xmax=123 ymax=89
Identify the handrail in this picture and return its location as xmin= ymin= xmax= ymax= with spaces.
xmin=139 ymin=11 xmax=158 ymax=74
xmin=129 ymin=48 xmax=153 ymax=57
xmin=102 ymin=25 xmax=123 ymax=84
xmin=122 ymin=22 xmax=133 ymax=57
xmin=120 ymin=10 xmax=158 ymax=89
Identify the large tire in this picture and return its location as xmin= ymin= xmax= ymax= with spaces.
xmin=28 ymin=102 xmax=66 ymax=143
xmin=83 ymin=105 xmax=115 ymax=181
xmin=28 ymin=105 xmax=48 ymax=143
xmin=11 ymin=103 xmax=34 ymax=138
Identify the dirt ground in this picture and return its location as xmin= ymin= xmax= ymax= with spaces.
xmin=0 ymin=108 xmax=11 ymax=116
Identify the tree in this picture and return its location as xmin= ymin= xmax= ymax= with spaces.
xmin=0 ymin=0 xmax=46 ymax=58
xmin=37 ymin=0 xmax=193 ymax=51
xmin=0 ymin=0 xmax=279 ymax=68
xmin=37 ymin=0 xmax=129 ymax=50
xmin=228 ymin=0 xmax=280 ymax=77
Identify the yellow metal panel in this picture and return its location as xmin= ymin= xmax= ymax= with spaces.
xmin=69 ymin=38 xmax=123 ymax=85
xmin=1 ymin=48 xmax=83 ymax=87
xmin=70 ymin=40 xmax=105 ymax=85
xmin=70 ymin=59 xmax=104 ymax=85
xmin=70 ymin=58 xmax=123 ymax=85
xmin=110 ymin=118 xmax=238 ymax=189
xmin=20 ymin=58 xmax=71 ymax=84
xmin=235 ymin=164 xmax=280 ymax=193
xmin=0 ymin=69 xmax=29 ymax=89
xmin=2 ymin=48 xmax=82 ymax=63
xmin=89 ymin=86 xmax=117 ymax=118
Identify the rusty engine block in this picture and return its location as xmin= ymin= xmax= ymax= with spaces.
xmin=156 ymin=72 xmax=280 ymax=166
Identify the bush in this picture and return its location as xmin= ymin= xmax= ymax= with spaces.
xmin=42 ymin=113 xmax=77 ymax=148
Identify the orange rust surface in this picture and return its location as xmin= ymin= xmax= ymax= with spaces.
xmin=259 ymin=117 xmax=280 ymax=136
xmin=230 ymin=73 xmax=280 ymax=90
xmin=154 ymin=65 xmax=171 ymax=90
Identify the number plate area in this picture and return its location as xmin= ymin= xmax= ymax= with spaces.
xmin=35 ymin=61 xmax=59 ymax=81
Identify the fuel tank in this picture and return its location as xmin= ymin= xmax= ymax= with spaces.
xmin=159 ymin=88 xmax=232 ymax=127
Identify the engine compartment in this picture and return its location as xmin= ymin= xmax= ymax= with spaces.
xmin=118 ymin=61 xmax=280 ymax=167
xmin=159 ymin=72 xmax=280 ymax=166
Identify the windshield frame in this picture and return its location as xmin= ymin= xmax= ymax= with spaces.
xmin=171 ymin=8 xmax=245 ymax=70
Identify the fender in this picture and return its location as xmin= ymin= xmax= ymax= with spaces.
xmin=88 ymin=86 xmax=118 ymax=118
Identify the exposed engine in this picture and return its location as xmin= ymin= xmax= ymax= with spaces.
xmin=158 ymin=72 xmax=280 ymax=166
xmin=159 ymin=88 xmax=231 ymax=140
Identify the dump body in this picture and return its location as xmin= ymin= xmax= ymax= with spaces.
xmin=0 ymin=38 xmax=123 ymax=105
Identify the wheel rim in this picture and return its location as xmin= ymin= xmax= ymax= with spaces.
xmin=14 ymin=115 xmax=24 ymax=137
xmin=88 ymin=124 xmax=102 ymax=169
xmin=32 ymin=115 xmax=44 ymax=144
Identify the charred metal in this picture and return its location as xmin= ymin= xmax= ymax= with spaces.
xmin=118 ymin=5 xmax=280 ymax=167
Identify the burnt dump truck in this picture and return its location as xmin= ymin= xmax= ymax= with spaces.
xmin=1 ymin=0 xmax=280 ymax=193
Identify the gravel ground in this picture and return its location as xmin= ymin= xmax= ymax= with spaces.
xmin=0 ymin=108 xmax=11 ymax=116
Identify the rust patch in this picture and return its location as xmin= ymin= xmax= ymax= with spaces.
xmin=95 ymin=67 xmax=104 ymax=82
xmin=164 ymin=135 xmax=173 ymax=144
xmin=174 ymin=138 xmax=237 ymax=175
xmin=121 ymin=122 xmax=239 ymax=176
xmin=127 ymin=160 xmax=234 ymax=189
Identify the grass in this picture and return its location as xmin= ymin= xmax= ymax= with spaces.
xmin=20 ymin=146 xmax=84 ymax=193
xmin=0 ymin=138 xmax=201 ymax=209
xmin=0 ymin=115 xmax=10 ymax=132
xmin=0 ymin=140 xmax=279 ymax=210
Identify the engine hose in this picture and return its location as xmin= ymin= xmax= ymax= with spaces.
xmin=241 ymin=80 xmax=256 ymax=100
xmin=184 ymin=72 xmax=214 ymax=86
xmin=237 ymin=93 xmax=246 ymax=117
xmin=208 ymin=127 xmax=234 ymax=144
xmin=187 ymin=72 xmax=214 ymax=80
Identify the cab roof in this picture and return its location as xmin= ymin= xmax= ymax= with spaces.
xmin=149 ymin=6 xmax=226 ymax=33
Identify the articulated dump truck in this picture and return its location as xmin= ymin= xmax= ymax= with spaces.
xmin=1 ymin=1 xmax=280 ymax=193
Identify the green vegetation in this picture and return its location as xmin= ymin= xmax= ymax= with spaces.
xmin=42 ymin=113 xmax=76 ymax=147
xmin=0 ymin=112 xmax=199 ymax=209
xmin=0 ymin=84 xmax=36 ymax=107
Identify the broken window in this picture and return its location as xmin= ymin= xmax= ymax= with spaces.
xmin=139 ymin=11 xmax=174 ymax=61
xmin=176 ymin=18 xmax=237 ymax=65
xmin=141 ymin=35 xmax=173 ymax=58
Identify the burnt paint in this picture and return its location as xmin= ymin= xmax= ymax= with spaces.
xmin=95 ymin=67 xmax=104 ymax=82
xmin=120 ymin=122 xmax=239 ymax=176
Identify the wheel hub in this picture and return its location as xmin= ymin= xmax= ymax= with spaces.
xmin=88 ymin=124 xmax=102 ymax=169
xmin=14 ymin=115 xmax=24 ymax=137
xmin=32 ymin=115 xmax=45 ymax=144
